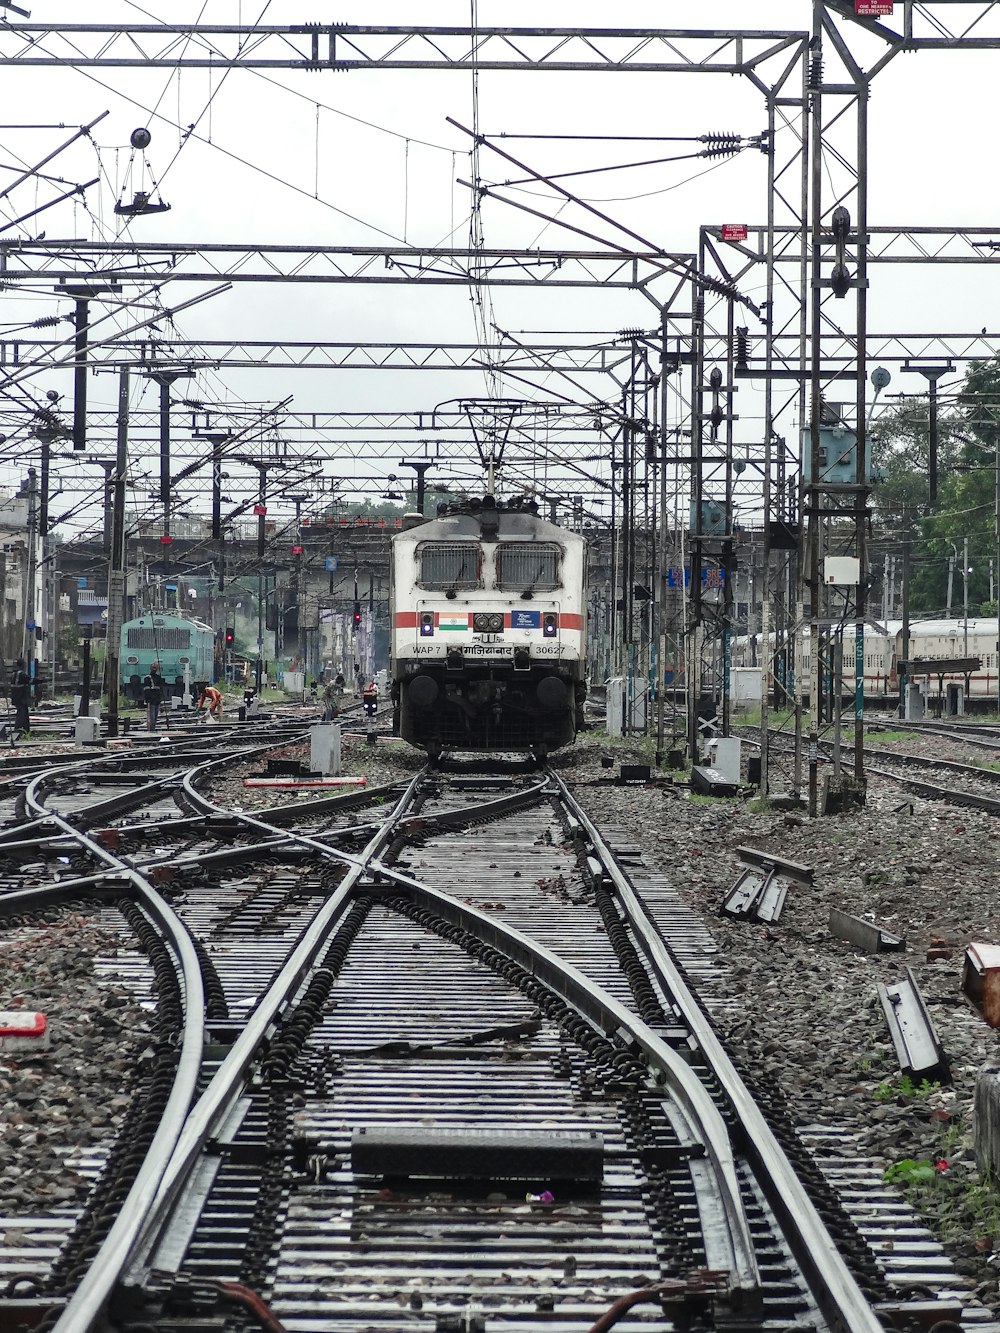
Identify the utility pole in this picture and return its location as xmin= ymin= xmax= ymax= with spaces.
xmin=100 ymin=459 xmax=117 ymax=551
xmin=963 ymin=535 xmax=970 ymax=661
xmin=58 ymin=282 xmax=121 ymax=451
xmin=22 ymin=469 xmax=37 ymax=680
xmin=0 ymin=552 xmax=6 ymax=662
xmin=106 ymin=367 xmax=129 ymax=737
xmin=30 ymin=393 xmax=68 ymax=697
xmin=899 ymin=511 xmax=912 ymax=720
xmin=399 ymin=459 xmax=433 ymax=515
xmin=191 ymin=430 xmax=230 ymax=602
xmin=288 ymin=491 xmax=310 ymax=671
xmin=147 ymin=367 xmax=194 ymax=572
xmin=995 ymin=434 xmax=1000 ymax=716
xmin=902 ymin=360 xmax=954 ymax=511
xmin=244 ymin=457 xmax=283 ymax=693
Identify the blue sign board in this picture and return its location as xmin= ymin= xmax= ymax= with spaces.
xmin=325 ymin=555 xmax=338 ymax=572
xmin=666 ymin=566 xmax=726 ymax=589
xmin=511 ymin=609 xmax=540 ymax=629
xmin=77 ymin=577 xmax=88 ymax=590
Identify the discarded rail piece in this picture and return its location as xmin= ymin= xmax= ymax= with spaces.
xmin=734 ymin=846 xmax=813 ymax=883
xmin=722 ymin=846 xmax=814 ymax=923
xmin=829 ymin=908 xmax=905 ymax=954
xmin=878 ymin=967 xmax=950 ymax=1084
xmin=722 ymin=864 xmax=787 ymax=923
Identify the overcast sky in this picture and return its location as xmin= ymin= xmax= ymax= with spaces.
xmin=2 ymin=2 xmax=1000 ymax=538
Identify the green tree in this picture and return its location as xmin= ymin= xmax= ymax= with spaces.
xmin=870 ymin=363 xmax=1000 ymax=619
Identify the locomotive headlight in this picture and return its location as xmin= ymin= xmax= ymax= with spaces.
xmin=490 ymin=613 xmax=504 ymax=632
xmin=473 ymin=612 xmax=491 ymax=632
xmin=543 ymin=613 xmax=558 ymax=638
xmin=420 ymin=612 xmax=435 ymax=637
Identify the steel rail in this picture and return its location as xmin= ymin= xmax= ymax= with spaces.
xmin=756 ymin=727 xmax=1000 ymax=816
xmin=865 ymin=762 xmax=1000 ymax=815
xmin=366 ymin=859 xmax=762 ymax=1310
xmin=0 ymin=765 xmax=186 ymax=846
xmin=549 ymin=771 xmax=887 ymax=1333
xmin=177 ymin=753 xmax=554 ymax=863
xmin=121 ymin=764 xmax=428 ymax=1287
xmin=0 ymin=867 xmax=132 ymax=906
xmin=13 ymin=777 xmax=208 ymax=1333
xmin=32 ymin=743 xmax=760 ymax=1321
xmin=144 ymin=759 xmax=760 ymax=1314
xmin=862 ymin=742 xmax=1000 ymax=783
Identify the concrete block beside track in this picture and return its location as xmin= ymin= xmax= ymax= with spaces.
xmin=974 ymin=1063 xmax=1000 ymax=1179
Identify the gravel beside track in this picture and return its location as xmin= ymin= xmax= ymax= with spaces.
xmin=207 ymin=736 xmax=423 ymax=810
xmin=560 ymin=736 xmax=1000 ymax=1318
xmin=0 ymin=911 xmax=152 ymax=1270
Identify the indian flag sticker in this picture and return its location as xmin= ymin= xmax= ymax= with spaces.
xmin=437 ymin=613 xmax=469 ymax=632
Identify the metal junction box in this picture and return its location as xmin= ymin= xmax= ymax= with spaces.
xmin=801 ymin=424 xmax=875 ymax=485
xmin=688 ymin=499 xmax=728 ymax=538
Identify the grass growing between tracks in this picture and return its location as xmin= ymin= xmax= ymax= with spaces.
xmin=729 ymin=707 xmax=796 ymax=729
xmin=882 ymin=1104 xmax=1000 ymax=1263
xmin=874 ymin=1075 xmax=942 ymax=1101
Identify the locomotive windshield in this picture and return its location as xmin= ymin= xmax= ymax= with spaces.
xmin=417 ymin=542 xmax=482 ymax=590
xmin=496 ymin=542 xmax=560 ymax=592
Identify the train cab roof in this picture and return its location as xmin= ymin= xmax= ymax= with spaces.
xmin=392 ymin=496 xmax=571 ymax=546
xmin=123 ymin=612 xmax=214 ymax=633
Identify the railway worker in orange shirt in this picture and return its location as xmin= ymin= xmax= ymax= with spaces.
xmin=197 ymin=682 xmax=224 ymax=722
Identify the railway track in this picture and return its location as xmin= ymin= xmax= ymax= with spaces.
xmin=732 ymin=720 xmax=1000 ymax=817
xmin=0 ymin=734 xmax=994 ymax=1332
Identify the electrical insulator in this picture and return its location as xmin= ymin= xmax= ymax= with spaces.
xmin=830 ymin=205 xmax=851 ymax=298
xmin=735 ymin=327 xmax=749 ymax=368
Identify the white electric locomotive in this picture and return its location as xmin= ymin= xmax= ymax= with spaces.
xmin=389 ymin=495 xmax=588 ymax=755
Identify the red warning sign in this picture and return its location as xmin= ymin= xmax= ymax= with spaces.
xmin=855 ymin=1 xmax=893 ymax=15
xmin=721 ymin=223 xmax=749 ymax=242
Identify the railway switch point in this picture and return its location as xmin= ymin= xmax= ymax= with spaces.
xmin=0 ymin=1010 xmax=49 ymax=1052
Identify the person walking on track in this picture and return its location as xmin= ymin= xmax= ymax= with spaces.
xmin=9 ymin=659 xmax=30 ymax=738
xmin=143 ymin=660 xmax=165 ymax=732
